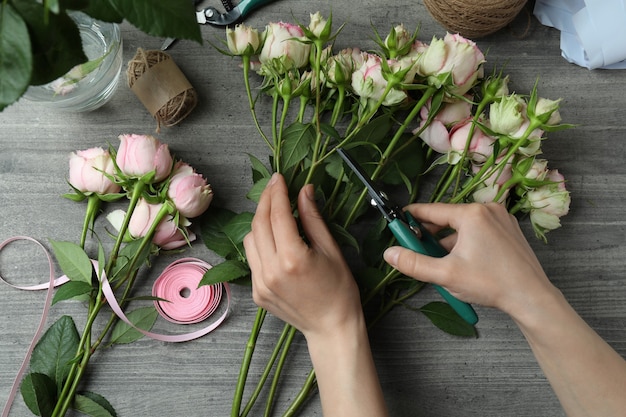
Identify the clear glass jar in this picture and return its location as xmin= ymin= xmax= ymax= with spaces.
xmin=22 ymin=12 xmax=123 ymax=112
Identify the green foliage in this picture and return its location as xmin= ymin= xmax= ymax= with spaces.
xmin=20 ymin=316 xmax=82 ymax=415
xmin=419 ymin=302 xmax=477 ymax=337
xmin=0 ymin=3 xmax=32 ymax=111
xmin=281 ymin=122 xmax=316 ymax=170
xmin=52 ymin=281 xmax=93 ymax=305
xmin=73 ymin=392 xmax=117 ymax=417
xmin=50 ymin=240 xmax=93 ymax=285
xmin=0 ymin=0 xmax=202 ymax=111
xmin=20 ymin=373 xmax=57 ymax=417
xmin=198 ymin=207 xmax=254 ymax=286
xmin=199 ymin=260 xmax=250 ymax=287
xmin=109 ymin=306 xmax=158 ymax=344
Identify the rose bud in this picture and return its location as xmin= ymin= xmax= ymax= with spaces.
xmin=167 ymin=162 xmax=214 ymax=218
xmin=226 ymin=24 xmax=262 ymax=56
xmin=259 ymin=22 xmax=311 ymax=73
xmin=489 ymin=94 xmax=526 ymax=136
xmin=534 ymin=97 xmax=563 ymax=126
xmin=69 ymin=147 xmax=121 ymax=195
xmin=116 ymin=134 xmax=173 ymax=183
xmin=523 ymin=169 xmax=570 ymax=236
xmin=308 ymin=12 xmax=331 ymax=40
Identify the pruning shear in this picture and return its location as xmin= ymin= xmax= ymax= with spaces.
xmin=336 ymin=148 xmax=479 ymax=326
xmin=161 ymin=0 xmax=277 ymax=50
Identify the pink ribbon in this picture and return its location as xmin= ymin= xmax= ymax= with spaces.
xmin=1 ymin=236 xmax=230 ymax=416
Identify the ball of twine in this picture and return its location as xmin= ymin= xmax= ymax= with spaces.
xmin=127 ymin=48 xmax=197 ymax=132
xmin=424 ymin=0 xmax=528 ymax=38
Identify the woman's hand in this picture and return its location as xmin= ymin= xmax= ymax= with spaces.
xmin=243 ymin=173 xmax=362 ymax=339
xmin=244 ymin=173 xmax=389 ymax=417
xmin=383 ymin=202 xmax=554 ymax=319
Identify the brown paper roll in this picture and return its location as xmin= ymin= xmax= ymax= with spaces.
xmin=127 ymin=49 xmax=198 ymax=131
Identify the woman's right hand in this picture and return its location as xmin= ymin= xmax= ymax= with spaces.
xmin=383 ymin=202 xmax=557 ymax=319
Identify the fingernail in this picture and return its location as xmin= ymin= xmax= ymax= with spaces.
xmin=267 ymin=173 xmax=279 ymax=187
xmin=383 ymin=247 xmax=399 ymax=267
xmin=304 ymin=184 xmax=315 ymax=201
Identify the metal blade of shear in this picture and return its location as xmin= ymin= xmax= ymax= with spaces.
xmin=335 ymin=148 xmax=392 ymax=220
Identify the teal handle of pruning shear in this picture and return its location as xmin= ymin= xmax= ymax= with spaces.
xmin=237 ymin=0 xmax=276 ymax=15
xmin=388 ymin=216 xmax=479 ymax=326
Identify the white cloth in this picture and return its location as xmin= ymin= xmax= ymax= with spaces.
xmin=533 ymin=0 xmax=626 ymax=69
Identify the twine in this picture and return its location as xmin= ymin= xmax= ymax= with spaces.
xmin=126 ymin=48 xmax=198 ymax=132
xmin=424 ymin=0 xmax=528 ymax=38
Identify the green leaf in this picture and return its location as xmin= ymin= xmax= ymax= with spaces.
xmin=81 ymin=0 xmax=124 ymax=23
xmin=328 ymin=223 xmax=359 ymax=252
xmin=323 ymin=152 xmax=345 ymax=181
xmin=419 ymin=302 xmax=477 ymax=337
xmin=0 ymin=4 xmax=32 ymax=111
xmin=50 ymin=240 xmax=93 ymax=284
xmin=73 ymin=391 xmax=117 ymax=417
xmin=11 ymin=2 xmax=87 ymax=85
xmin=222 ymin=212 xmax=254 ymax=248
xmin=246 ymin=177 xmax=270 ymax=203
xmin=52 ymin=281 xmax=92 ymax=305
xmin=199 ymin=260 xmax=250 ymax=286
xmin=110 ymin=306 xmax=158 ymax=344
xmin=199 ymin=206 xmax=238 ymax=258
xmin=20 ymin=373 xmax=57 ymax=417
xmin=30 ymin=316 xmax=80 ymax=393
xmin=355 ymin=267 xmax=386 ymax=291
xmin=248 ymin=153 xmax=271 ymax=183
xmin=352 ymin=114 xmax=392 ymax=145
xmin=107 ymin=0 xmax=202 ymax=43
xmin=281 ymin=122 xmax=315 ymax=171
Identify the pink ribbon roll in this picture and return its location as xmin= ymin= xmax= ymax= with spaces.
xmin=152 ymin=258 xmax=222 ymax=324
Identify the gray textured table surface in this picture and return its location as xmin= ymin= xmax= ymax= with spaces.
xmin=1 ymin=1 xmax=625 ymax=416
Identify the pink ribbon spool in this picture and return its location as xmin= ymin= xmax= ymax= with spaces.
xmin=152 ymin=258 xmax=222 ymax=324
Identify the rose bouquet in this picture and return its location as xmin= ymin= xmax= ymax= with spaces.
xmin=200 ymin=12 xmax=572 ymax=416
xmin=8 ymin=134 xmax=213 ymax=417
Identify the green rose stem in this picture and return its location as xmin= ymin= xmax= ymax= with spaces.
xmin=232 ymin=307 xmax=267 ymax=417
xmin=52 ymin=186 xmax=170 ymax=417
xmin=242 ymin=55 xmax=272 ymax=149
xmin=79 ymin=195 xmax=101 ymax=248
xmin=239 ymin=322 xmax=293 ymax=417
xmin=263 ymin=326 xmax=298 ymax=417
xmin=105 ymin=181 xmax=145 ymax=273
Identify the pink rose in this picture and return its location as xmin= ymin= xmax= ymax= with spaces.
xmin=415 ymin=97 xmax=473 ymax=155
xmin=417 ymin=33 xmax=485 ymax=95
xmin=449 ymin=120 xmax=496 ymax=163
xmin=116 ymin=134 xmax=173 ymax=182
xmin=416 ymin=119 xmax=453 ymax=154
xmin=69 ymin=147 xmax=121 ymax=195
xmin=420 ymin=95 xmax=473 ymax=126
xmin=259 ymin=22 xmax=311 ymax=73
xmin=128 ymin=199 xmax=194 ymax=250
xmin=167 ymin=162 xmax=214 ymax=218
xmin=351 ymin=53 xmax=406 ymax=106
